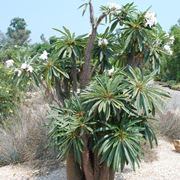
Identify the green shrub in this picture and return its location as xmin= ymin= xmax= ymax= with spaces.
xmin=0 ymin=64 xmax=21 ymax=121
xmin=159 ymin=21 xmax=180 ymax=84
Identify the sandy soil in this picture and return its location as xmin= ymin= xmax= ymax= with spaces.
xmin=120 ymin=138 xmax=180 ymax=180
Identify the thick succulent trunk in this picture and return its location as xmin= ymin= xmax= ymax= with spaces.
xmin=55 ymin=78 xmax=65 ymax=106
xmin=93 ymin=151 xmax=100 ymax=180
xmin=71 ymin=56 xmax=78 ymax=93
xmin=67 ymin=136 xmax=116 ymax=180
xmin=82 ymin=137 xmax=94 ymax=180
xmin=109 ymin=168 xmax=115 ymax=180
xmin=66 ymin=151 xmax=84 ymax=180
xmin=127 ymin=52 xmax=144 ymax=68
xmin=80 ymin=28 xmax=97 ymax=88
xmin=99 ymin=162 xmax=110 ymax=180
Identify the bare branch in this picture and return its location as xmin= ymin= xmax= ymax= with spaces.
xmin=96 ymin=12 xmax=107 ymax=28
xmin=80 ymin=1 xmax=109 ymax=87
xmin=89 ymin=0 xmax=95 ymax=28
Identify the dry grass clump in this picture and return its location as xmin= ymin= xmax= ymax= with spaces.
xmin=158 ymin=107 xmax=180 ymax=139
xmin=0 ymin=91 xmax=57 ymax=166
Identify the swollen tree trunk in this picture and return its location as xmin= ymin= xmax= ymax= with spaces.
xmin=71 ymin=56 xmax=78 ymax=93
xmin=82 ymin=134 xmax=94 ymax=180
xmin=99 ymin=163 xmax=110 ymax=180
xmin=66 ymin=151 xmax=84 ymax=180
xmin=93 ymin=151 xmax=100 ymax=180
xmin=80 ymin=0 xmax=107 ymax=88
xmin=80 ymin=28 xmax=97 ymax=88
xmin=127 ymin=52 xmax=144 ymax=68
xmin=109 ymin=168 xmax=115 ymax=180
xmin=54 ymin=79 xmax=84 ymax=180
xmin=55 ymin=78 xmax=65 ymax=106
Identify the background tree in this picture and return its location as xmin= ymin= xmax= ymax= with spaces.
xmin=158 ymin=19 xmax=180 ymax=84
xmin=40 ymin=33 xmax=48 ymax=44
xmin=0 ymin=31 xmax=7 ymax=48
xmin=6 ymin=17 xmax=31 ymax=46
xmin=0 ymin=63 xmax=21 ymax=121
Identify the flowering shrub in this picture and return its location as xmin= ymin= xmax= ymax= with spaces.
xmin=0 ymin=64 xmax=20 ymax=121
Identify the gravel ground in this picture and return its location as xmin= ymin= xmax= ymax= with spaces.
xmin=0 ymin=86 xmax=179 ymax=180
xmin=121 ymin=138 xmax=180 ymax=180
xmin=163 ymin=86 xmax=180 ymax=110
xmin=0 ymin=138 xmax=179 ymax=180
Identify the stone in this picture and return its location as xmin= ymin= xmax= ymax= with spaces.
xmin=173 ymin=139 xmax=180 ymax=152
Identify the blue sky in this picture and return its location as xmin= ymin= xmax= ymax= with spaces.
xmin=0 ymin=0 xmax=179 ymax=43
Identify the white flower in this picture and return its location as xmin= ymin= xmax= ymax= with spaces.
xmin=26 ymin=65 xmax=33 ymax=73
xmin=98 ymin=38 xmax=102 ymax=46
xmin=39 ymin=50 xmax=49 ymax=60
xmin=5 ymin=59 xmax=14 ymax=68
xmin=144 ymin=11 xmax=157 ymax=28
xmin=155 ymin=39 xmax=161 ymax=45
xmin=164 ymin=45 xmax=173 ymax=55
xmin=77 ymin=88 xmax=81 ymax=94
xmin=169 ymin=35 xmax=175 ymax=44
xmin=165 ymin=33 xmax=169 ymax=38
xmin=98 ymin=38 xmax=109 ymax=46
xmin=21 ymin=63 xmax=28 ymax=70
xmin=170 ymin=36 xmax=175 ymax=41
xmin=21 ymin=63 xmax=33 ymax=73
xmin=14 ymin=68 xmax=22 ymax=77
xmin=107 ymin=2 xmax=121 ymax=11
xmin=108 ymin=67 xmax=115 ymax=76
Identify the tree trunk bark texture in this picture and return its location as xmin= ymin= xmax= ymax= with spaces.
xmin=66 ymin=151 xmax=84 ymax=180
xmin=127 ymin=52 xmax=144 ymax=68
xmin=66 ymin=135 xmax=115 ymax=180
xmin=80 ymin=28 xmax=97 ymax=88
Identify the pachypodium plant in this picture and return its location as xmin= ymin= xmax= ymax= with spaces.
xmin=1 ymin=1 xmax=173 ymax=180
xmin=50 ymin=68 xmax=169 ymax=180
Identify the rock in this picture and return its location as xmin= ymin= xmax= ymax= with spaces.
xmin=173 ymin=139 xmax=180 ymax=152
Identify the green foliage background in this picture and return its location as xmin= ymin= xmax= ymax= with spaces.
xmin=159 ymin=21 xmax=180 ymax=83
